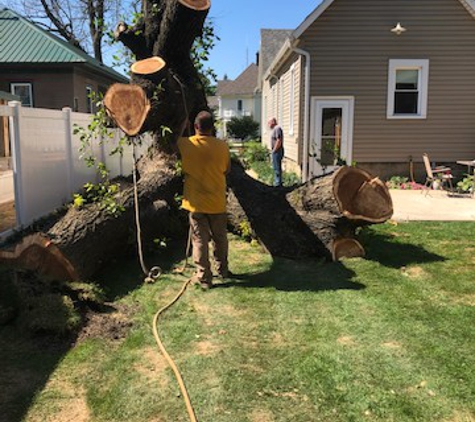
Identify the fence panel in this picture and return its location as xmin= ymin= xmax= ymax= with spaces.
xmin=70 ymin=112 xmax=103 ymax=189
xmin=16 ymin=107 xmax=70 ymax=224
xmin=5 ymin=102 xmax=156 ymax=229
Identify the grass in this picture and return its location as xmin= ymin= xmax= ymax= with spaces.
xmin=1 ymin=222 xmax=475 ymax=421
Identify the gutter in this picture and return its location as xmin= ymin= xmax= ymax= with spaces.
xmin=292 ymin=46 xmax=311 ymax=182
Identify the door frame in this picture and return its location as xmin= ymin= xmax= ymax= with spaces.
xmin=309 ymin=96 xmax=355 ymax=176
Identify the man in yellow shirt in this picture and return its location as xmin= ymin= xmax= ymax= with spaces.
xmin=177 ymin=111 xmax=231 ymax=289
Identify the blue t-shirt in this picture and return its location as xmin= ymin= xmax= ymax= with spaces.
xmin=271 ymin=126 xmax=284 ymax=151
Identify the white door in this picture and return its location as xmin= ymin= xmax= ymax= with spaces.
xmin=309 ymin=97 xmax=354 ymax=177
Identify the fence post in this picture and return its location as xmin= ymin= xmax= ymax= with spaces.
xmin=62 ymin=107 xmax=75 ymax=197
xmin=8 ymin=101 xmax=24 ymax=227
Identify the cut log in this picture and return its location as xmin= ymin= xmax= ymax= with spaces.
xmin=228 ymin=164 xmax=393 ymax=261
xmin=103 ymin=84 xmax=151 ymax=136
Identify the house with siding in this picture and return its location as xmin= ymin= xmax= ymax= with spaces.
xmin=216 ymin=63 xmax=261 ymax=138
xmin=0 ymin=8 xmax=127 ymax=113
xmin=261 ymin=0 xmax=475 ymax=180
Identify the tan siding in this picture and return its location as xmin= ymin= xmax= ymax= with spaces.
xmin=299 ymin=0 xmax=475 ymax=163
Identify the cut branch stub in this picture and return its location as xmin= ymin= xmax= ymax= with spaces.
xmin=332 ymin=238 xmax=365 ymax=261
xmin=333 ymin=166 xmax=393 ymax=223
xmin=131 ymin=56 xmax=166 ymax=75
xmin=103 ymin=84 xmax=151 ymax=136
xmin=178 ymin=0 xmax=211 ymax=10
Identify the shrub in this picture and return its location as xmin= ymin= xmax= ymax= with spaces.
xmin=227 ymin=115 xmax=259 ymax=140
xmin=242 ymin=141 xmax=269 ymax=164
xmin=457 ymin=174 xmax=474 ymax=193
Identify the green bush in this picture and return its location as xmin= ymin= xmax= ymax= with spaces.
xmin=242 ymin=141 xmax=269 ymax=164
xmin=227 ymin=115 xmax=259 ymax=140
xmin=457 ymin=174 xmax=474 ymax=193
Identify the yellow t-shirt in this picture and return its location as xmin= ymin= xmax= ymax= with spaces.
xmin=177 ymin=134 xmax=230 ymax=214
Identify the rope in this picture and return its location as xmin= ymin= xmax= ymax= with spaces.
xmin=132 ymin=142 xmax=162 ymax=283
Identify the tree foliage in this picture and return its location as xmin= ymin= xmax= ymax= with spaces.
xmin=227 ymin=115 xmax=260 ymax=140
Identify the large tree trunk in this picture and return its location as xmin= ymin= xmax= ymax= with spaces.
xmin=0 ymin=0 xmax=394 ymax=282
xmin=227 ymin=164 xmax=392 ymax=261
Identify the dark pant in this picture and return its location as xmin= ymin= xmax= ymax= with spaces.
xmin=272 ymin=149 xmax=284 ymax=187
xmin=189 ymin=212 xmax=229 ymax=283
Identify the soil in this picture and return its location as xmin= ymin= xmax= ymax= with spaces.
xmin=0 ymin=200 xmax=15 ymax=233
xmin=76 ymin=303 xmax=136 ymax=343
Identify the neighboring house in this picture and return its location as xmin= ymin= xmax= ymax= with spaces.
xmin=0 ymin=8 xmax=128 ymax=113
xmin=216 ymin=63 xmax=261 ymax=138
xmin=261 ymin=0 xmax=475 ymax=180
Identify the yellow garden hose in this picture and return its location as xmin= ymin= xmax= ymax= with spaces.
xmin=152 ymin=275 xmax=198 ymax=422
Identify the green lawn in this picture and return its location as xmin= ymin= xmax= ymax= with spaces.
xmin=1 ymin=222 xmax=475 ymax=422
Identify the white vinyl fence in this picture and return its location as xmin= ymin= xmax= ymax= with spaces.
xmin=1 ymin=101 xmax=151 ymax=231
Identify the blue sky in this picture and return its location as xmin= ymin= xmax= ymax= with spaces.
xmin=208 ymin=0 xmax=321 ymax=80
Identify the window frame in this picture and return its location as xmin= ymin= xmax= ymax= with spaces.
xmin=387 ymin=59 xmax=429 ymax=119
xmin=86 ymin=85 xmax=93 ymax=113
xmin=10 ymin=82 xmax=33 ymax=107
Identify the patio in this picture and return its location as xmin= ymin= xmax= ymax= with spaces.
xmin=390 ymin=189 xmax=475 ymax=221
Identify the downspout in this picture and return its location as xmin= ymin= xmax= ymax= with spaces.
xmin=292 ymin=47 xmax=311 ymax=181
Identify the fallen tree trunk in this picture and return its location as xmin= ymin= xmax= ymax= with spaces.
xmin=0 ymin=163 xmax=392 ymax=281
xmin=227 ymin=164 xmax=393 ymax=261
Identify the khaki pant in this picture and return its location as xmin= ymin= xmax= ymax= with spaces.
xmin=189 ymin=213 xmax=228 ymax=283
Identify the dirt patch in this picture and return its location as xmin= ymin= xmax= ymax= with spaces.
xmin=195 ymin=339 xmax=221 ymax=356
xmin=443 ymin=411 xmax=475 ymax=422
xmin=400 ymin=266 xmax=428 ymax=278
xmin=271 ymin=332 xmax=286 ymax=347
xmin=249 ymin=409 xmax=275 ymax=422
xmin=76 ymin=303 xmax=135 ymax=343
xmin=0 ymin=200 xmax=15 ymax=232
xmin=381 ymin=341 xmax=403 ymax=349
xmin=134 ymin=347 xmax=169 ymax=388
xmin=337 ymin=336 xmax=357 ymax=346
xmin=451 ymin=294 xmax=475 ymax=307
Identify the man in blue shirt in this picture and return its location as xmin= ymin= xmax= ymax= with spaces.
xmin=268 ymin=118 xmax=284 ymax=187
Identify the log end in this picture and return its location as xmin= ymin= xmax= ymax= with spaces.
xmin=333 ymin=166 xmax=393 ymax=223
xmin=131 ymin=57 xmax=166 ymax=75
xmin=103 ymin=83 xmax=151 ymax=136
xmin=178 ymin=0 xmax=211 ymax=11
xmin=332 ymin=238 xmax=365 ymax=261
xmin=0 ymin=234 xmax=79 ymax=281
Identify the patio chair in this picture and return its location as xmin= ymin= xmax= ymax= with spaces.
xmin=422 ymin=153 xmax=454 ymax=194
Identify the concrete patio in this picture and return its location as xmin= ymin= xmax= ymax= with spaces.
xmin=390 ymin=189 xmax=475 ymax=221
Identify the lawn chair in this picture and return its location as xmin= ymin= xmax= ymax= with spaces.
xmin=422 ymin=153 xmax=454 ymax=194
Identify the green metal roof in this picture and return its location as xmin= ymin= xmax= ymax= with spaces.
xmin=0 ymin=8 xmax=128 ymax=82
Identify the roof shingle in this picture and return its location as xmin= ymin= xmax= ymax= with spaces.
xmin=0 ymin=8 xmax=127 ymax=82
xmin=216 ymin=63 xmax=258 ymax=96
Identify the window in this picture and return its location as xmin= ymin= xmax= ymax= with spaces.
xmin=73 ymin=98 xmax=79 ymax=112
xmin=387 ymin=59 xmax=429 ymax=119
xmin=237 ymin=99 xmax=243 ymax=112
xmin=86 ymin=86 xmax=93 ymax=113
xmin=289 ymin=64 xmax=295 ymax=135
xmin=11 ymin=83 xmax=33 ymax=107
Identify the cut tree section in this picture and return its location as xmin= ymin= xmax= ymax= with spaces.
xmin=131 ymin=57 xmax=166 ymax=75
xmin=333 ymin=166 xmax=393 ymax=223
xmin=103 ymin=84 xmax=151 ymax=136
xmin=178 ymin=0 xmax=211 ymax=11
